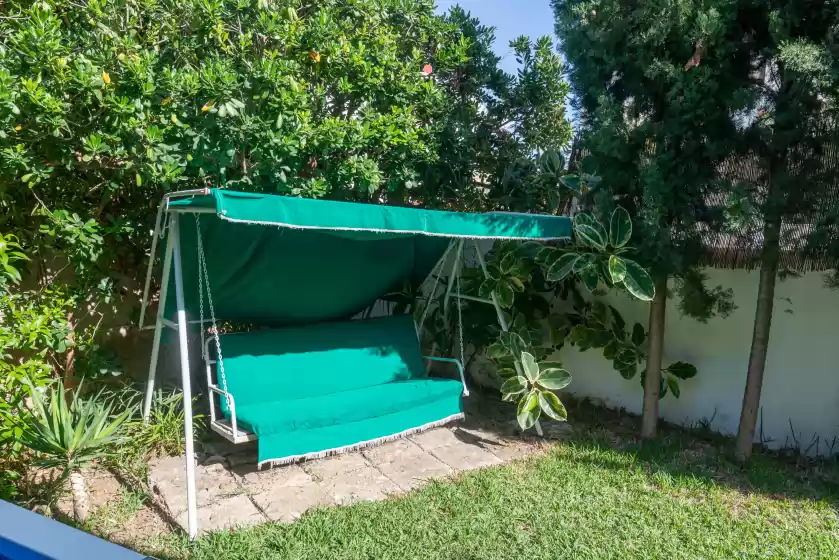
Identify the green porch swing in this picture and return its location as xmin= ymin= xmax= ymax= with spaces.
xmin=138 ymin=188 xmax=571 ymax=537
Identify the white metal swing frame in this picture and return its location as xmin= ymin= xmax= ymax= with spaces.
xmin=139 ymin=190 xmax=545 ymax=538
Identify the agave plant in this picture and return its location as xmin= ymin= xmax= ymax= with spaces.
xmin=2 ymin=379 xmax=132 ymax=522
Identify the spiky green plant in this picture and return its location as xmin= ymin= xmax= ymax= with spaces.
xmin=2 ymin=379 xmax=132 ymax=521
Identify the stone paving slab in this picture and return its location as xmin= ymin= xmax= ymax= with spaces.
xmin=424 ymin=439 xmax=503 ymax=471
xmin=174 ymin=494 xmax=265 ymax=533
xmin=456 ymin=426 xmax=542 ymax=463
xmin=304 ymin=454 xmax=401 ymax=506
xmin=302 ymin=452 xmax=369 ymax=480
xmin=362 ymin=439 xmax=453 ymax=491
xmin=149 ymin=457 xmax=241 ymax=515
xmin=409 ymin=427 xmax=462 ymax=450
xmin=242 ymin=465 xmax=333 ymax=523
xmin=149 ymin=423 xmax=549 ymax=534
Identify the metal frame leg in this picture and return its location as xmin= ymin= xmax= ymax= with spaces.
xmin=143 ymin=223 xmax=174 ymax=423
xmin=170 ymin=214 xmax=199 ymax=538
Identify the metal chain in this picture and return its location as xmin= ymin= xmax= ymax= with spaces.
xmin=416 ymin=242 xmax=453 ymax=339
xmin=195 ymin=215 xmax=230 ymax=407
xmin=456 ymin=262 xmax=465 ymax=367
xmin=196 ymin=219 xmax=206 ymax=360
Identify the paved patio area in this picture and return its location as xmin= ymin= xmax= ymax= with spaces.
xmin=148 ymin=408 xmax=556 ymax=534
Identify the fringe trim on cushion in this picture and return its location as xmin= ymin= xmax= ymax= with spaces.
xmin=256 ymin=413 xmax=465 ymax=469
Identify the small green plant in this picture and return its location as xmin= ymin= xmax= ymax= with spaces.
xmin=132 ymin=389 xmax=203 ymax=458
xmin=1 ymin=379 xmax=132 ymax=522
xmin=500 ymin=352 xmax=571 ymax=430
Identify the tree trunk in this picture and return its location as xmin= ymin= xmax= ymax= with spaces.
xmin=69 ymin=469 xmax=89 ymax=523
xmin=735 ymin=210 xmax=782 ymax=460
xmin=63 ymin=312 xmax=76 ymax=406
xmin=641 ymin=276 xmax=668 ymax=439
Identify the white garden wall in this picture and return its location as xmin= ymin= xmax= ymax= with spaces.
xmin=556 ymin=268 xmax=839 ymax=454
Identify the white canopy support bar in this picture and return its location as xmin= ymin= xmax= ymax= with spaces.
xmin=142 ymin=226 xmax=175 ymax=423
xmin=170 ymin=214 xmax=199 ymax=539
xmin=139 ymin=188 xmax=209 ymax=330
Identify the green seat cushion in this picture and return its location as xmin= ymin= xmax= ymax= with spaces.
xmin=255 ymin=394 xmax=464 ymax=463
xmin=235 ymin=378 xmax=464 ymax=437
xmin=217 ymin=314 xmax=426 ymax=415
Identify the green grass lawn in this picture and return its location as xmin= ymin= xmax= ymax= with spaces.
xmin=134 ymin=410 xmax=839 ymax=560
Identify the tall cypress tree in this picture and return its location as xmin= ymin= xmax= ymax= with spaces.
xmin=731 ymin=0 xmax=839 ymax=459
xmin=553 ymin=0 xmax=745 ymax=436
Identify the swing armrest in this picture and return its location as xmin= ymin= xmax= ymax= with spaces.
xmin=208 ymin=384 xmax=243 ymax=437
xmin=423 ymin=356 xmax=469 ymax=397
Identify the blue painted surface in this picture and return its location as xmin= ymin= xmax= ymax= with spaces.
xmin=0 ymin=501 xmax=151 ymax=560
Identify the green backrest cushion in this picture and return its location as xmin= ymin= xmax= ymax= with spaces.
xmin=217 ymin=314 xmax=426 ymax=410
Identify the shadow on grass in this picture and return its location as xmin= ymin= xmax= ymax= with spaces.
xmin=464 ymin=392 xmax=838 ymax=508
xmin=566 ymin=396 xmax=838 ymax=509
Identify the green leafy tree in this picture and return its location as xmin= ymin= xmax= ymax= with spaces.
xmin=0 ymin=2 xmax=570 ymax=394
xmin=554 ymin=0 xmax=742 ymax=437
xmin=429 ymin=7 xmax=573 ymax=212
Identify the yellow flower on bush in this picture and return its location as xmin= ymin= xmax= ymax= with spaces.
xmin=101 ymin=71 xmax=111 ymax=84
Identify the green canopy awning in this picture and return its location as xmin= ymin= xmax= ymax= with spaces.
xmin=163 ymin=189 xmax=571 ymax=326
xmin=169 ymin=189 xmax=572 ymax=240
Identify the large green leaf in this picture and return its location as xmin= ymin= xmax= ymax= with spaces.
xmin=617 ymin=363 xmax=637 ymax=379
xmin=560 ymin=174 xmax=582 ymax=193
xmin=521 ymin=352 xmax=540 ymax=382
xmin=575 ymin=224 xmax=606 ymax=250
xmin=615 ymin=347 xmax=638 ymax=367
xmin=665 ymin=361 xmax=697 ymax=379
xmin=500 ymin=376 xmax=529 ymax=398
xmin=538 ymin=390 xmax=568 ymax=421
xmin=591 ymin=328 xmax=613 ymax=348
xmin=486 ymin=342 xmax=509 ymax=360
xmin=608 ymin=255 xmax=627 ymax=283
xmin=500 ymin=331 xmax=527 ymax=357
xmin=500 ymin=252 xmax=518 ymax=274
xmin=578 ymin=266 xmax=599 ymax=292
xmin=621 ymin=259 xmax=655 ymax=301
xmin=536 ymin=368 xmax=572 ymax=390
xmin=495 ymin=281 xmax=515 ymax=308
xmin=609 ymin=207 xmax=632 ymax=247
xmin=666 ymin=375 xmax=681 ymax=398
xmin=631 ymin=323 xmax=646 ymax=346
xmin=534 ymin=246 xmax=555 ymax=266
xmin=545 ymin=252 xmax=580 ymax=282
xmin=495 ymin=367 xmax=517 ymax=379
xmin=572 ymin=253 xmax=597 ymax=273
xmin=603 ymin=340 xmax=618 ymax=360
xmin=516 ymin=390 xmax=540 ymax=430
xmin=508 ymin=276 xmax=526 ymax=292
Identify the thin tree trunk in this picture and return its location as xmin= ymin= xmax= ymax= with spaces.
xmin=69 ymin=469 xmax=89 ymax=522
xmin=641 ymin=276 xmax=668 ymax=439
xmin=735 ymin=210 xmax=782 ymax=460
xmin=63 ymin=312 xmax=76 ymax=405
